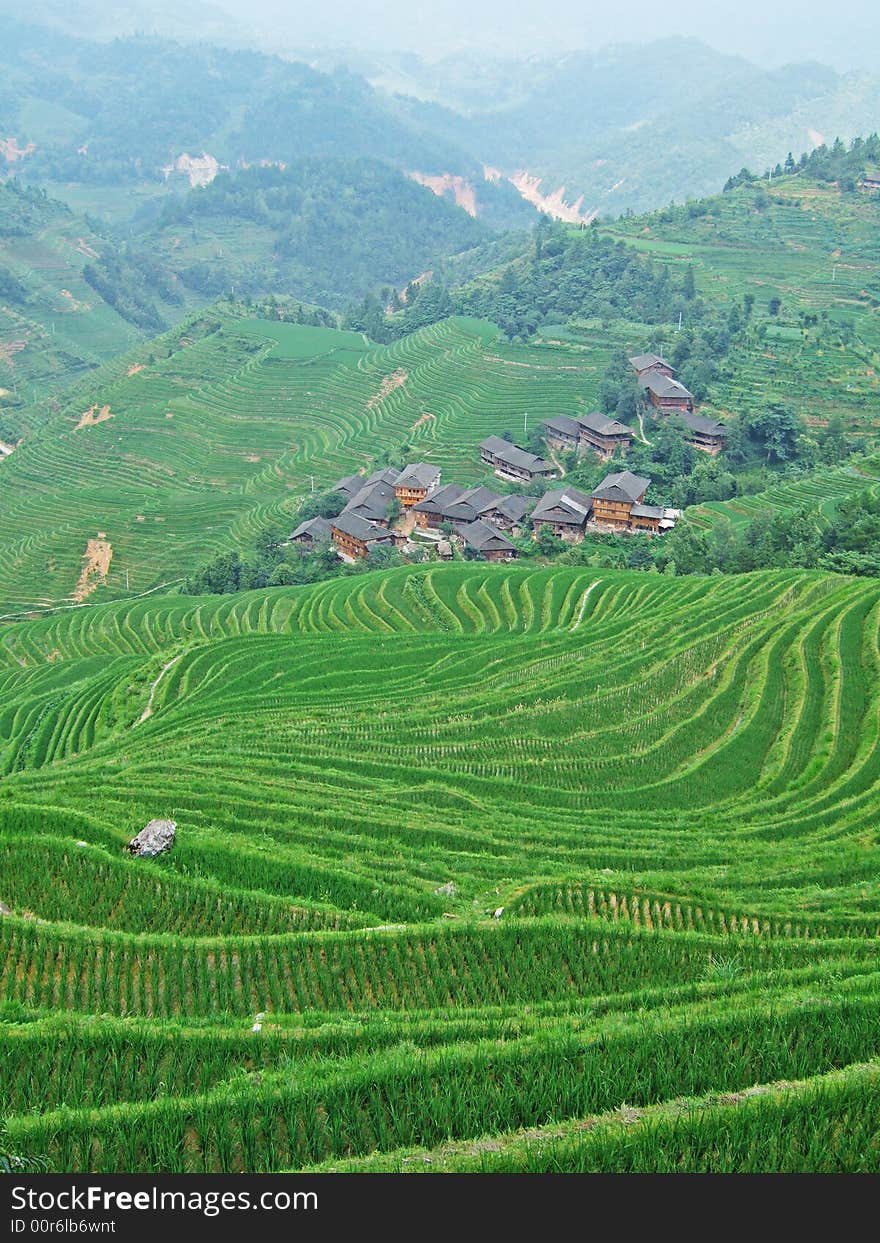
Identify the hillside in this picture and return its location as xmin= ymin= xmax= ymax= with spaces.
xmin=0 ymin=18 xmax=535 ymax=234
xmin=603 ymin=168 xmax=880 ymax=434
xmin=150 ymin=161 xmax=492 ymax=309
xmin=1 ymin=563 xmax=879 ymax=1171
xmin=0 ymin=179 xmax=188 ymax=441
xmin=369 ymin=41 xmax=880 ymax=218
xmin=0 ymin=313 xmax=628 ymax=615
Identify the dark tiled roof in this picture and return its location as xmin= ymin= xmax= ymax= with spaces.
xmin=639 ymin=373 xmax=694 ymax=401
xmin=577 ymin=411 xmax=634 ymax=438
xmin=445 ymin=486 xmax=501 ymax=522
xmin=629 ymin=353 xmax=674 ymax=374
xmin=343 ymin=477 xmax=397 ymax=522
xmin=673 ymin=411 xmax=727 ymax=437
xmin=331 ymin=511 xmax=393 ymax=543
xmin=290 ymin=516 xmax=332 ymax=541
xmin=332 ymin=474 xmax=364 ymax=499
xmin=413 ymin=483 xmax=465 ymax=516
xmin=480 ymin=494 xmax=533 ymax=522
xmin=630 ymin=503 xmax=665 ymax=519
xmin=532 ymin=487 xmax=593 ymax=524
xmin=591 ymin=471 xmax=651 ymax=504
xmin=395 ymin=463 xmax=441 ymax=490
xmin=544 ymin=415 xmax=581 ymax=438
xmin=480 ymin=436 xmax=555 ymax=475
xmin=453 ymin=519 xmax=516 ymax=552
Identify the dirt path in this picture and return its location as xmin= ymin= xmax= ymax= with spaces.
xmin=547 ymin=446 xmax=567 ymax=477
xmin=138 ymin=653 xmax=182 ymax=724
xmin=411 ymin=412 xmax=436 ymax=432
xmin=73 ymin=538 xmax=112 ymax=602
xmin=75 ymin=404 xmax=113 ymax=430
xmin=636 ymin=411 xmax=651 ymax=445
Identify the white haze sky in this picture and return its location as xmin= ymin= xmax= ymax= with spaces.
xmin=214 ymin=0 xmax=880 ymax=70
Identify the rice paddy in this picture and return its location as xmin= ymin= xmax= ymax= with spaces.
xmin=1 ymin=562 xmax=879 ymax=1171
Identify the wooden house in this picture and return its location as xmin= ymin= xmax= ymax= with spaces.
xmin=331 ymin=511 xmax=395 ymax=560
xmin=478 ymin=494 xmax=534 ymax=534
xmin=673 ymin=411 xmax=727 ymax=455
xmin=394 ymin=463 xmax=441 ymax=507
xmin=576 ymin=411 xmax=635 ymax=458
xmin=629 ymin=504 xmax=665 ymax=533
xmin=289 ymin=516 xmax=333 ymax=546
xmin=453 ymin=519 xmax=518 ymax=562
xmin=342 ymin=469 xmax=400 ymax=525
xmin=412 ymin=483 xmax=466 ymax=529
xmin=479 ymin=436 xmax=558 ymax=483
xmin=530 ymin=488 xmax=593 ymax=540
xmin=590 ymin=471 xmax=650 ymax=529
xmin=444 ymin=486 xmax=501 ymax=524
xmin=639 ymin=372 xmax=695 ymax=413
xmin=543 ymin=415 xmax=582 ymax=453
xmin=629 ymin=353 xmax=675 ymax=379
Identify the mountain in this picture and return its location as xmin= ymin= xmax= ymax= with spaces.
xmin=0 ymin=18 xmax=535 ymax=234
xmin=364 ymin=41 xmax=880 ymax=217
xmin=150 ymin=160 xmax=492 ymax=309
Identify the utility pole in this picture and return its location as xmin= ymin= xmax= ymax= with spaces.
xmin=523 ymin=411 xmax=528 ymax=439
xmin=125 ymin=569 xmax=130 ymax=590
xmin=310 ymin=475 xmax=315 ymax=493
xmin=677 ymin=310 xmax=683 ymax=331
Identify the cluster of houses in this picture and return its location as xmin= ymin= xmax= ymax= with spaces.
xmin=290 ymin=452 xmax=678 ymax=564
xmin=628 ymin=353 xmax=727 ymax=455
xmin=284 ymin=344 xmax=726 ymax=564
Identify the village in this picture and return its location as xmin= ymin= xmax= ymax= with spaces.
xmin=289 ymin=351 xmax=721 ymax=563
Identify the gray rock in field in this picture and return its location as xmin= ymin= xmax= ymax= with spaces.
xmin=0 ymin=900 xmax=11 ymax=916
xmin=127 ymin=819 xmax=176 ymax=857
xmin=434 ymin=881 xmax=457 ymax=898
xmin=493 ymin=907 xmax=504 ymax=920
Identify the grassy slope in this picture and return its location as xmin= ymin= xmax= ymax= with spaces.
xmin=1 ymin=563 xmax=879 ymax=1170
xmin=605 ymin=176 xmax=880 ymax=434
xmin=0 ymin=188 xmax=195 ymax=438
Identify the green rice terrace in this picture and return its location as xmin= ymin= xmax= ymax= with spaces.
xmin=1 ymin=562 xmax=879 ymax=1171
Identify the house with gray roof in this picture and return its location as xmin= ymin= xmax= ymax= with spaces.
xmin=531 ymin=488 xmax=594 ymax=540
xmin=591 ymin=471 xmax=651 ymax=529
xmin=453 ymin=519 xmax=518 ymax=562
xmin=289 ymin=516 xmax=333 ymax=546
xmin=331 ymin=511 xmax=396 ymax=560
xmin=480 ymin=436 xmax=558 ymax=483
xmin=478 ymin=493 xmax=534 ymax=533
xmin=412 ymin=483 xmax=466 ymax=529
xmin=629 ymin=353 xmax=675 ymax=378
xmin=394 ymin=463 xmax=442 ymax=507
xmin=639 ymin=372 xmax=695 ymax=413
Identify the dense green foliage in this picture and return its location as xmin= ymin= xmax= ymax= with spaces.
xmin=724 ymin=133 xmax=880 ymax=192
xmin=155 ymin=162 xmax=488 ymax=308
xmin=352 ymin=219 xmax=699 ymax=342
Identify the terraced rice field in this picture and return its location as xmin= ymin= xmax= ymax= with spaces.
xmin=0 ymin=315 xmax=613 ymax=615
xmin=686 ymin=464 xmax=880 ymax=531
xmin=1 ymin=563 xmax=879 ymax=1171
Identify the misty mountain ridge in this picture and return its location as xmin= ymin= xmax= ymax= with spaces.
xmin=2 ymin=12 xmax=879 ymax=228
